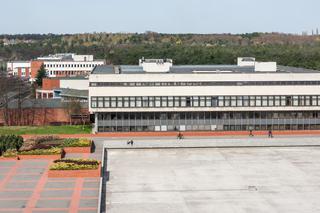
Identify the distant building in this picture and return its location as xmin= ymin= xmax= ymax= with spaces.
xmin=7 ymin=53 xmax=105 ymax=81
xmin=89 ymin=57 xmax=320 ymax=132
xmin=36 ymin=77 xmax=88 ymax=101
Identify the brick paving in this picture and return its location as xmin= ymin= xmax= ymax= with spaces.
xmin=0 ymin=141 xmax=103 ymax=213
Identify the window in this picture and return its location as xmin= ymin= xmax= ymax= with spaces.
xmin=206 ymin=97 xmax=211 ymax=107
xmin=218 ymin=96 xmax=224 ymax=107
xmin=180 ymin=97 xmax=186 ymax=107
xmin=98 ymin=97 xmax=104 ymax=108
xmin=186 ymin=97 xmax=191 ymax=107
xmin=231 ymin=96 xmax=237 ymax=107
xmin=193 ymin=96 xmax=199 ymax=107
xmin=285 ymin=96 xmax=292 ymax=106
xmin=104 ymin=97 xmax=110 ymax=108
xmin=200 ymin=97 xmax=206 ymax=107
xmin=136 ymin=97 xmax=142 ymax=107
xmin=224 ymin=97 xmax=230 ymax=107
xmin=161 ymin=97 xmax=167 ymax=107
xmin=312 ymin=96 xmax=317 ymax=106
xmin=117 ymin=97 xmax=123 ymax=107
xmin=293 ymin=96 xmax=299 ymax=106
xmin=130 ymin=97 xmax=136 ymax=107
xmin=155 ymin=97 xmax=161 ymax=107
xmin=212 ymin=96 xmax=218 ymax=107
xmin=256 ymin=96 xmax=261 ymax=106
xmin=142 ymin=97 xmax=149 ymax=107
xmin=91 ymin=97 xmax=97 ymax=108
xmin=237 ymin=96 xmax=243 ymax=107
xmin=166 ymin=96 xmax=173 ymax=107
xmin=275 ymin=96 xmax=280 ymax=106
xmin=111 ymin=97 xmax=116 ymax=108
xmin=262 ymin=96 xmax=268 ymax=106
xmin=174 ymin=97 xmax=180 ymax=107
xmin=149 ymin=97 xmax=154 ymax=107
xmin=124 ymin=97 xmax=129 ymax=107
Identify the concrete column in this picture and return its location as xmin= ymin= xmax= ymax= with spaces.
xmin=93 ymin=113 xmax=98 ymax=133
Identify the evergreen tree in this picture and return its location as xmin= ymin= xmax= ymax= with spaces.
xmin=35 ymin=64 xmax=47 ymax=87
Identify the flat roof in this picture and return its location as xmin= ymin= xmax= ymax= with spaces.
xmin=92 ymin=64 xmax=320 ymax=74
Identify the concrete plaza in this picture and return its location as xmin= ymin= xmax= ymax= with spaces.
xmin=105 ymin=146 xmax=320 ymax=213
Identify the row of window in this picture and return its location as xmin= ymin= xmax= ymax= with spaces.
xmin=91 ymin=95 xmax=320 ymax=108
xmin=90 ymin=81 xmax=320 ymax=87
xmin=44 ymin=63 xmax=100 ymax=68
xmin=48 ymin=70 xmax=89 ymax=76
xmin=97 ymin=111 xmax=320 ymax=120
xmin=98 ymin=124 xmax=320 ymax=132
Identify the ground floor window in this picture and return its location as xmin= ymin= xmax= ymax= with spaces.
xmin=95 ymin=111 xmax=320 ymax=132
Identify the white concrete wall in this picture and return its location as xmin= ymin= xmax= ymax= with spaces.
xmin=255 ymin=62 xmax=277 ymax=72
xmin=60 ymin=79 xmax=89 ymax=90
xmin=89 ymin=72 xmax=320 ymax=112
xmin=72 ymin=55 xmax=94 ymax=62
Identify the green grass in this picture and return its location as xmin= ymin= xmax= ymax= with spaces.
xmin=0 ymin=125 xmax=92 ymax=135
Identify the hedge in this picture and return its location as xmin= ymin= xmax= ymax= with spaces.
xmin=18 ymin=147 xmax=62 ymax=155
xmin=0 ymin=135 xmax=23 ymax=155
xmin=62 ymin=138 xmax=91 ymax=147
xmin=50 ymin=158 xmax=99 ymax=170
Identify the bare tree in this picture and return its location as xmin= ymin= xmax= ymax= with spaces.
xmin=0 ymin=73 xmax=31 ymax=126
xmin=63 ymin=98 xmax=82 ymax=125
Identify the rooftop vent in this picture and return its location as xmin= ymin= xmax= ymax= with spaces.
xmin=114 ymin=66 xmax=121 ymax=74
xmin=139 ymin=58 xmax=173 ymax=73
xmin=237 ymin=57 xmax=255 ymax=67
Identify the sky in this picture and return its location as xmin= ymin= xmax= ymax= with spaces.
xmin=1 ymin=0 xmax=319 ymax=34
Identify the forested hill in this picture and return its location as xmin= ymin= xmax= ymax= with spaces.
xmin=1 ymin=32 xmax=320 ymax=70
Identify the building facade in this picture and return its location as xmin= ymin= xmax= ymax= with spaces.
xmin=7 ymin=53 xmax=105 ymax=81
xmin=89 ymin=58 xmax=320 ymax=132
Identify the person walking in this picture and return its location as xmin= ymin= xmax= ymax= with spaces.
xmin=268 ymin=130 xmax=273 ymax=138
xmin=249 ymin=129 xmax=254 ymax=137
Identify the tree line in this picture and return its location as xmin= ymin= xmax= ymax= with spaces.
xmin=1 ymin=33 xmax=320 ymax=70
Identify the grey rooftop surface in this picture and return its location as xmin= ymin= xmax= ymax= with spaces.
xmin=105 ymin=144 xmax=320 ymax=213
xmin=7 ymin=98 xmax=88 ymax=109
xmin=58 ymin=88 xmax=88 ymax=99
xmin=92 ymin=64 xmax=320 ymax=75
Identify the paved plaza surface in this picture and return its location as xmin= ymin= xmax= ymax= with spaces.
xmin=105 ymin=147 xmax=320 ymax=213
xmin=0 ymin=142 xmax=103 ymax=213
xmin=100 ymin=135 xmax=320 ymax=149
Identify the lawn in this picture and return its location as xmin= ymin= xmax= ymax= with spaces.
xmin=0 ymin=125 xmax=92 ymax=135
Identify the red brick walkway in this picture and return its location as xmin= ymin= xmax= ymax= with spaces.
xmin=0 ymin=158 xmax=100 ymax=213
xmin=22 ymin=130 xmax=320 ymax=139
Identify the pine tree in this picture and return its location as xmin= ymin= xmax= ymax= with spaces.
xmin=35 ymin=64 xmax=47 ymax=87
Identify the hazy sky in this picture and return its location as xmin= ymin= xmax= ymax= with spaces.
xmin=1 ymin=0 xmax=319 ymax=34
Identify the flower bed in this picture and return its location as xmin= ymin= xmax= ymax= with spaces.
xmin=48 ymin=158 xmax=101 ymax=178
xmin=0 ymin=149 xmax=18 ymax=160
xmin=62 ymin=138 xmax=93 ymax=154
xmin=18 ymin=147 xmax=63 ymax=160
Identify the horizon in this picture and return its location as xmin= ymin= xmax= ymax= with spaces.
xmin=1 ymin=0 xmax=319 ymax=35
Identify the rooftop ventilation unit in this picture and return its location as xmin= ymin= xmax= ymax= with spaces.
xmin=237 ymin=57 xmax=255 ymax=67
xmin=139 ymin=58 xmax=173 ymax=73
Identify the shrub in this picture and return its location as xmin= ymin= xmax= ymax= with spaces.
xmin=0 ymin=135 xmax=23 ymax=155
xmin=62 ymin=138 xmax=91 ymax=147
xmin=2 ymin=149 xmax=17 ymax=158
xmin=50 ymin=158 xmax=99 ymax=170
xmin=18 ymin=147 xmax=62 ymax=155
xmin=20 ymin=135 xmax=63 ymax=151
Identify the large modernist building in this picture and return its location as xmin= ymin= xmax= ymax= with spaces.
xmin=89 ymin=57 xmax=320 ymax=132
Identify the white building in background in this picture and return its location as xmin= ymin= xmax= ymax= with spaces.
xmin=89 ymin=57 xmax=320 ymax=132
xmin=6 ymin=61 xmax=31 ymax=78
xmin=7 ymin=53 xmax=105 ymax=80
